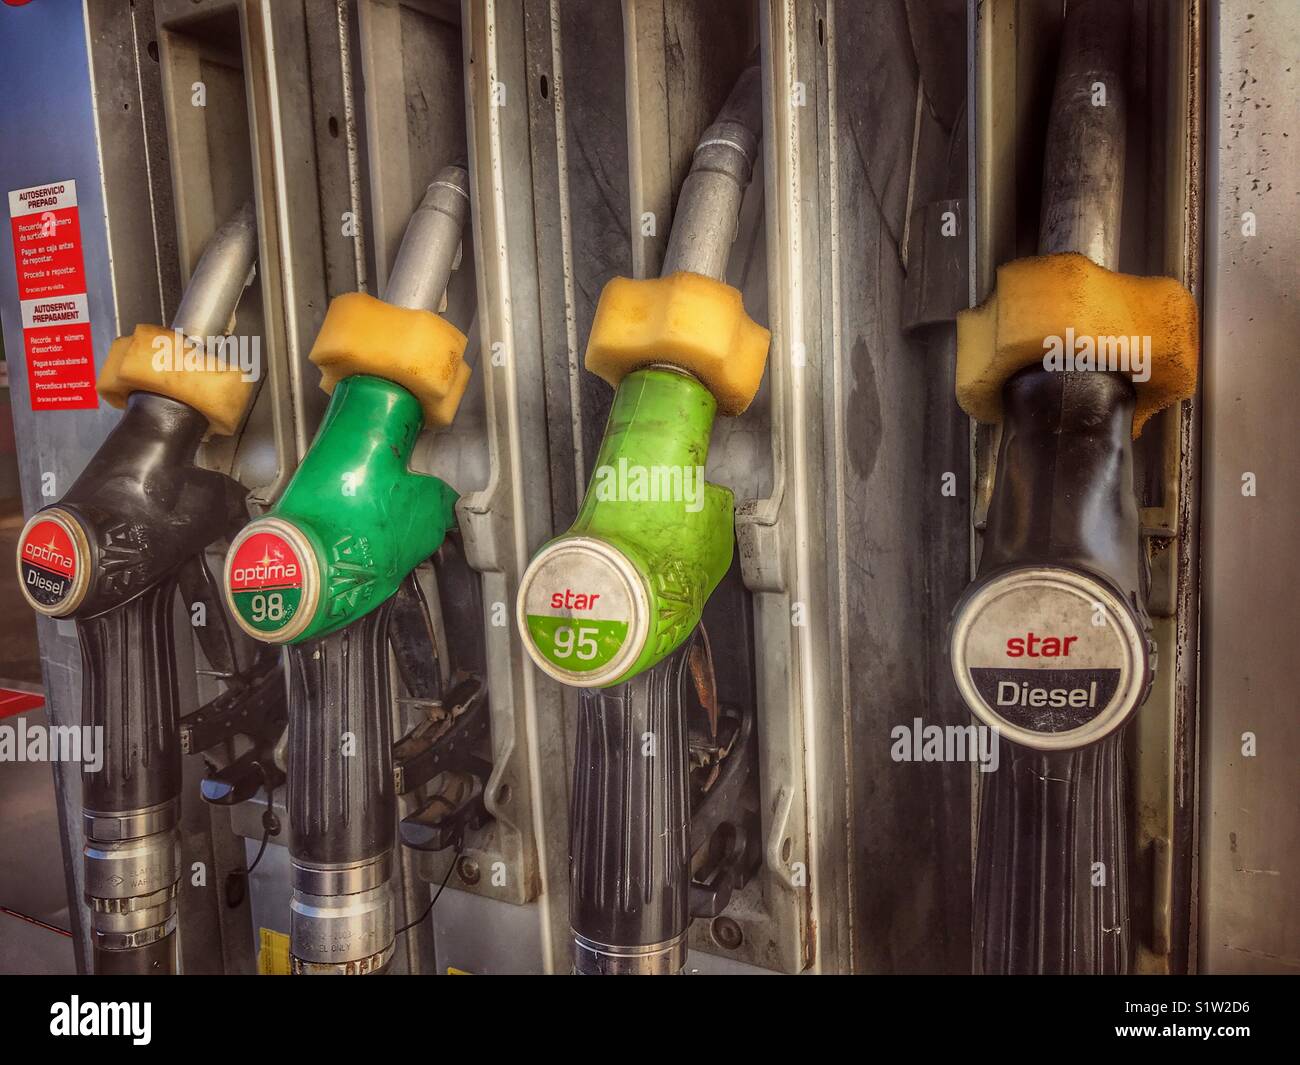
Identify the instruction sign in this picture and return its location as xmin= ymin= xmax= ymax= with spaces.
xmin=8 ymin=180 xmax=98 ymax=410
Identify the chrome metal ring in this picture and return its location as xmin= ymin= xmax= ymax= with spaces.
xmin=83 ymin=798 xmax=180 ymax=842
xmin=291 ymin=853 xmax=392 ymax=897
xmin=93 ymin=910 xmax=178 ymax=952
xmin=572 ymin=930 xmax=688 ymax=975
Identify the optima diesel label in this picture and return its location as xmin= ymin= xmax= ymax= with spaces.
xmin=17 ymin=513 xmax=84 ymax=612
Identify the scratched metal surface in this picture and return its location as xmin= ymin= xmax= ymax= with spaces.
xmin=1198 ymin=0 xmax=1300 ymax=975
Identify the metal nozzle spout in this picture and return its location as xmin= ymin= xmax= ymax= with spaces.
xmin=383 ymin=165 xmax=471 ymax=313
xmin=171 ymin=201 xmax=258 ymax=339
xmin=1037 ymin=0 xmax=1128 ymax=268
xmin=661 ymin=61 xmax=763 ymax=281
xmin=713 ymin=61 xmax=763 ymax=139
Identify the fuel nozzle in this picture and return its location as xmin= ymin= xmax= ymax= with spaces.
xmin=222 ymin=166 xmax=471 ymax=974
xmin=15 ymin=202 xmax=259 ymax=973
xmin=949 ymin=0 xmax=1198 ymax=973
xmin=517 ymin=64 xmax=767 ymax=690
xmin=518 ymin=63 xmax=767 ymax=976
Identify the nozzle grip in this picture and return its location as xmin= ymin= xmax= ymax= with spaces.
xmin=979 ymin=367 xmax=1145 ymax=595
xmin=956 ymin=367 xmax=1149 ymax=974
xmin=78 ymin=579 xmax=182 ymax=814
xmin=570 ymin=641 xmax=692 ymax=972
xmin=225 ymin=376 xmax=458 ymax=644
xmin=975 ymin=737 xmax=1130 ymax=973
xmin=286 ymin=601 xmax=396 ymax=867
xmin=518 ymin=370 xmax=733 ymax=687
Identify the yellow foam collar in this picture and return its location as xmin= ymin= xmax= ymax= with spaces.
xmin=584 ymin=272 xmax=770 ymax=416
xmin=956 ymin=253 xmax=1198 ymax=436
xmin=309 ymin=292 xmax=470 ymax=428
xmin=97 ymin=324 xmax=257 ymax=436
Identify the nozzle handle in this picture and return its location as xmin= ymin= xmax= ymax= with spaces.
xmin=76 ymin=580 xmax=184 ymax=974
xmin=284 ymin=603 xmax=398 ymax=974
xmin=78 ymin=580 xmax=183 ymax=813
xmin=286 ymin=603 xmax=396 ymax=865
xmin=951 ymin=369 xmax=1150 ymax=974
xmin=569 ymin=641 xmax=692 ymax=975
xmin=954 ymin=0 xmax=1142 ymax=975
xmin=975 ymin=737 xmax=1130 ymax=973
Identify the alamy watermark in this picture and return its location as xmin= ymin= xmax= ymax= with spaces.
xmin=590 ymin=457 xmax=705 ymax=513
xmin=50 ymin=996 xmax=151 ymax=1045
xmin=0 ymin=719 xmax=103 ymax=772
xmin=890 ymin=717 xmax=1000 ymax=773
xmin=1042 ymin=327 xmax=1151 ymax=383
xmin=151 ymin=329 xmax=261 ymax=382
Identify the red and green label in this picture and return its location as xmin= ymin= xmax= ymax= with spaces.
xmin=227 ymin=529 xmax=307 ymax=636
xmin=19 ymin=517 xmax=79 ymax=609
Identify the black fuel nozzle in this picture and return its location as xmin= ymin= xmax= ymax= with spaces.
xmin=16 ymin=203 xmax=258 ymax=973
xmin=949 ymin=0 xmax=1171 ymax=974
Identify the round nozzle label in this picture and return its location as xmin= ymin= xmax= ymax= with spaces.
xmin=950 ymin=568 xmax=1149 ymax=751
xmin=517 ymin=537 xmax=649 ymax=687
xmin=224 ymin=519 xmax=318 ymax=643
xmin=16 ymin=509 xmax=89 ymax=616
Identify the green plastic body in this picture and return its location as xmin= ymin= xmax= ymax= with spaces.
xmin=526 ymin=368 xmax=733 ymax=684
xmin=230 ymin=374 xmax=457 ymax=643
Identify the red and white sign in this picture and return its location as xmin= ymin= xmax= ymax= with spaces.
xmin=8 ymin=180 xmax=98 ymax=410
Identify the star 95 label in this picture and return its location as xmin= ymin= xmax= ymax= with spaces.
xmin=519 ymin=540 xmax=648 ymax=684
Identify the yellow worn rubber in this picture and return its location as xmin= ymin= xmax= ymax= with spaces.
xmin=956 ymin=253 xmax=1198 ymax=436
xmin=97 ymin=324 xmax=257 ymax=436
xmin=309 ymin=292 xmax=470 ymax=428
xmin=584 ymin=272 xmax=771 ymax=416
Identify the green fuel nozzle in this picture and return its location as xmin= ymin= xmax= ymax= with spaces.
xmin=221 ymin=164 xmax=473 ymax=976
xmin=224 ymin=374 xmax=458 ymax=643
xmin=517 ymin=66 xmax=768 ymax=690
xmin=518 ymin=367 xmax=734 ymax=686
xmin=223 ymin=168 xmax=471 ymax=646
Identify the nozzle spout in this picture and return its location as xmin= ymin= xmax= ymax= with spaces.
xmin=383 ymin=165 xmax=471 ymax=312
xmin=171 ymin=201 xmax=258 ymax=339
xmin=661 ymin=62 xmax=762 ymax=281
xmin=1037 ymin=0 xmax=1128 ymax=268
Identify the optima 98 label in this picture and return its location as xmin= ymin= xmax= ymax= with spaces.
xmin=225 ymin=526 xmax=312 ymax=640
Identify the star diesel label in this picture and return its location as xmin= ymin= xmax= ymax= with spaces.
xmin=227 ymin=528 xmax=307 ymax=637
xmin=951 ymin=569 xmax=1146 ymax=748
xmin=18 ymin=515 xmax=80 ymax=610
xmin=522 ymin=547 xmax=636 ymax=679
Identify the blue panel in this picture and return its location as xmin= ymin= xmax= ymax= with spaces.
xmin=0 ymin=0 xmax=121 ymax=496
xmin=0 ymin=0 xmax=119 ymax=972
